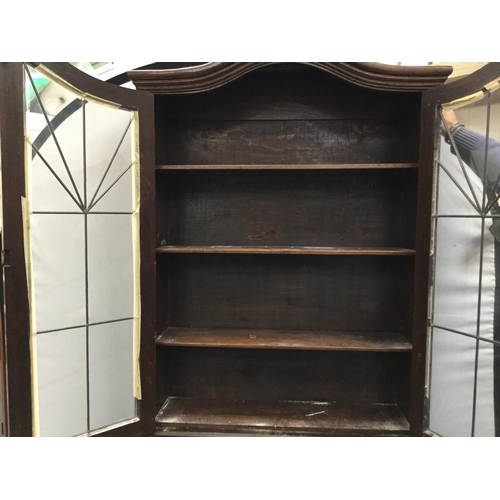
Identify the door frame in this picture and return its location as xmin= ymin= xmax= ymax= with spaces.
xmin=0 ymin=62 xmax=155 ymax=437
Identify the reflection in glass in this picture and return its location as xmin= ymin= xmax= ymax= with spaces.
xmin=429 ymin=81 xmax=500 ymax=436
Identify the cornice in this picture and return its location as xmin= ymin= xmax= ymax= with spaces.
xmin=129 ymin=62 xmax=453 ymax=94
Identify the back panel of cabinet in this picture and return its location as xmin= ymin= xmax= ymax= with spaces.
xmin=153 ymin=64 xmax=421 ymax=435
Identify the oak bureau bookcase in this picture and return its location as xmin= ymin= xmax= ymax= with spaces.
xmin=128 ymin=62 xmax=451 ymax=436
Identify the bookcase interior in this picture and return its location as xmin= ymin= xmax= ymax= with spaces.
xmin=152 ymin=64 xmax=421 ymax=436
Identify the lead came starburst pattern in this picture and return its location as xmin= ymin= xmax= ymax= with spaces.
xmin=25 ymin=64 xmax=138 ymax=436
xmin=429 ymin=86 xmax=500 ymax=436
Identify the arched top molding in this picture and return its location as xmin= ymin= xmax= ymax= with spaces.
xmin=34 ymin=62 xmax=138 ymax=109
xmin=128 ymin=62 xmax=453 ymax=94
xmin=427 ymin=62 xmax=500 ymax=105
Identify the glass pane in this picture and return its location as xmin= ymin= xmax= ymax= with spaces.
xmin=70 ymin=62 xmax=112 ymax=78
xmin=437 ymin=136 xmax=483 ymax=216
xmin=36 ymin=328 xmax=87 ymax=437
xmin=26 ymin=66 xmax=84 ymax=212
xmin=25 ymin=64 xmax=140 ymax=436
xmin=439 ymin=91 xmax=500 ymax=216
xmin=88 ymin=215 xmax=134 ymax=324
xmin=429 ymin=328 xmax=475 ymax=437
xmin=473 ymin=340 xmax=496 ymax=436
xmin=31 ymin=214 xmax=85 ymax=332
xmin=456 ymin=92 xmax=500 ymax=181
xmin=85 ymin=102 xmax=133 ymax=213
xmin=429 ymin=78 xmax=500 ymax=437
xmin=89 ymin=320 xmax=135 ymax=430
xmin=433 ymin=216 xmax=487 ymax=337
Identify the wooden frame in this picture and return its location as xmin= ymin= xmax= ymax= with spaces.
xmin=129 ymin=62 xmax=452 ymax=93
xmin=0 ymin=62 xmax=155 ymax=437
xmin=130 ymin=62 xmax=453 ymax=436
xmin=0 ymin=63 xmax=32 ymax=437
xmin=4 ymin=61 xmax=499 ymax=437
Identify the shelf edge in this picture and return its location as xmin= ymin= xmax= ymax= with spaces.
xmin=156 ymin=163 xmax=419 ymax=170
xmin=156 ymin=246 xmax=416 ymax=256
xmin=156 ymin=328 xmax=413 ymax=352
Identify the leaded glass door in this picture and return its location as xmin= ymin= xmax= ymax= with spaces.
xmin=0 ymin=62 xmax=154 ymax=436
xmin=427 ymin=65 xmax=500 ymax=436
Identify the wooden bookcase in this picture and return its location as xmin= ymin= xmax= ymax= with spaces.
xmin=130 ymin=62 xmax=450 ymax=436
xmin=9 ymin=62 xmax=500 ymax=437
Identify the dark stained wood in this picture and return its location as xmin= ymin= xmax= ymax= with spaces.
xmin=6 ymin=61 xmax=482 ymax=437
xmin=160 ymin=118 xmax=418 ymax=165
xmin=156 ymin=397 xmax=410 ymax=436
xmin=324 ymin=62 xmax=451 ymax=91
xmin=0 ymin=274 xmax=8 ymax=436
xmin=159 ymin=170 xmax=417 ymax=249
xmin=0 ymin=63 xmax=33 ymax=436
xmin=146 ymin=62 xmax=449 ymax=437
xmin=406 ymin=90 xmax=441 ymax=435
xmin=155 ymin=67 xmax=422 ymax=122
xmin=157 ymin=246 xmax=416 ymax=256
xmin=129 ymin=62 xmax=452 ymax=94
xmin=36 ymin=62 xmax=138 ymax=110
xmin=161 ymin=254 xmax=414 ymax=334
xmin=158 ymin=347 xmax=411 ymax=404
xmin=155 ymin=430 xmax=266 ymax=437
xmin=158 ymin=163 xmax=418 ymax=170
xmin=433 ymin=62 xmax=500 ymax=104
xmin=154 ymin=67 xmax=421 ymax=169
xmin=0 ymin=228 xmax=7 ymax=436
xmin=157 ymin=327 xmax=412 ymax=352
xmin=107 ymin=63 xmax=206 ymax=86
xmin=135 ymin=90 xmax=157 ymax=436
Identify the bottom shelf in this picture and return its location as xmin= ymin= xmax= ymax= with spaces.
xmin=155 ymin=397 xmax=410 ymax=436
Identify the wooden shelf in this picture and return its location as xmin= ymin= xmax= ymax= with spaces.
xmin=148 ymin=65 xmax=425 ymax=439
xmin=156 ymin=245 xmax=416 ymax=256
xmin=157 ymin=163 xmax=418 ymax=170
xmin=156 ymin=327 xmax=412 ymax=352
xmin=155 ymin=397 xmax=410 ymax=436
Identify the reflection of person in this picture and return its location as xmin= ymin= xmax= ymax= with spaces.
xmin=442 ymin=109 xmax=500 ymax=193
xmin=442 ymin=109 xmax=500 ymax=436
